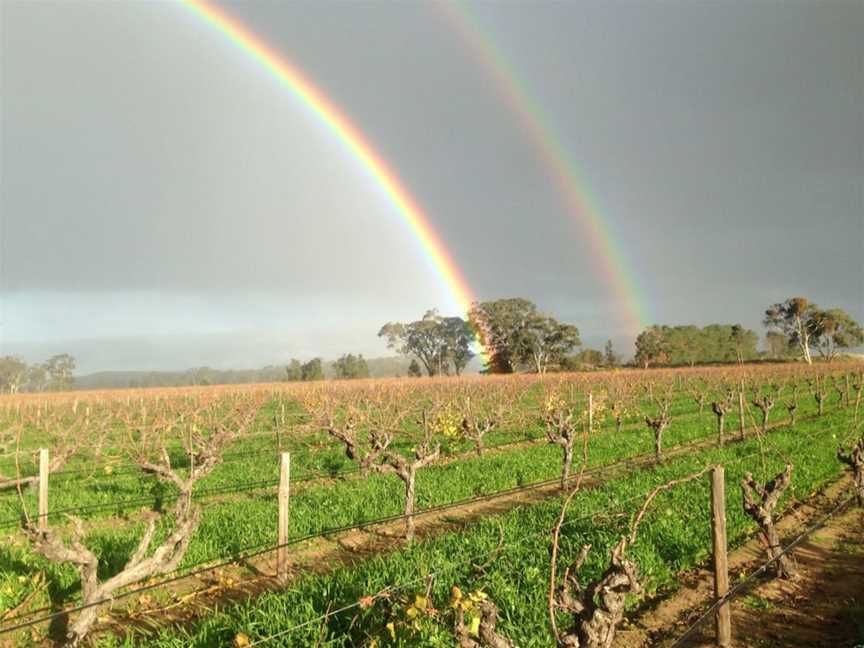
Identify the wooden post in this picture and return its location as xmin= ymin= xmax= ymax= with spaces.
xmin=38 ymin=448 xmax=49 ymax=531
xmin=588 ymin=391 xmax=593 ymax=434
xmin=711 ymin=465 xmax=732 ymax=647
xmin=738 ymin=391 xmax=746 ymax=440
xmin=277 ymin=452 xmax=290 ymax=583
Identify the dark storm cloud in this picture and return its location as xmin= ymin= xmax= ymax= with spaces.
xmin=1 ymin=0 xmax=861 ymax=371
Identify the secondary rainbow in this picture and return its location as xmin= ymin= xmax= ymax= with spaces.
xmin=178 ymin=0 xmax=481 ymax=330
xmin=437 ymin=2 xmax=652 ymax=335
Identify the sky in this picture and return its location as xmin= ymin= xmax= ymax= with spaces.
xmin=1 ymin=0 xmax=862 ymax=373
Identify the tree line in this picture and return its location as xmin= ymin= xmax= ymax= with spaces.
xmin=383 ymin=295 xmax=862 ymax=375
xmin=0 ymin=354 xmax=75 ymax=393
xmin=1 ymin=295 xmax=859 ymax=392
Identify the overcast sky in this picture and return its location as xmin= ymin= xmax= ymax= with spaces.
xmin=1 ymin=0 xmax=862 ymax=373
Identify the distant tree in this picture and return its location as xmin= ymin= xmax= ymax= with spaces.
xmin=634 ymin=326 xmax=667 ymax=368
xmin=0 ymin=357 xmax=28 ymax=394
xmin=764 ymin=297 xmax=817 ymax=364
xmin=604 ymin=339 xmax=619 ymax=368
xmin=468 ymin=298 xmax=538 ymax=373
xmin=806 ymin=308 xmax=864 ymax=360
xmin=519 ymin=314 xmax=581 ymax=374
xmin=665 ymin=325 xmax=702 ymax=366
xmin=439 ymin=316 xmax=475 ymax=375
xmin=333 ymin=353 xmax=370 ymax=380
xmin=379 ymin=310 xmax=474 ymax=376
xmin=569 ymin=348 xmax=604 ymax=367
xmin=730 ymin=324 xmax=758 ymax=364
xmin=25 ymin=364 xmax=47 ymax=392
xmin=43 ymin=354 xmax=75 ymax=391
xmin=300 ymin=358 xmax=324 ymax=381
xmin=285 ymin=359 xmax=302 ymax=381
xmin=764 ymin=331 xmax=791 ymax=360
xmin=407 ymin=359 xmax=422 ymax=377
xmin=468 ymin=298 xmax=579 ymax=374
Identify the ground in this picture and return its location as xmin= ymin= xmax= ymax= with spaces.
xmin=619 ymin=482 xmax=864 ymax=648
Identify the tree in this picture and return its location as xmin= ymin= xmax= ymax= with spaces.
xmin=806 ymin=308 xmax=864 ymax=360
xmin=439 ymin=316 xmax=475 ymax=375
xmin=764 ymin=297 xmax=817 ymax=364
xmin=468 ymin=299 xmax=579 ymax=374
xmin=285 ymin=359 xmax=302 ymax=381
xmin=43 ymin=354 xmax=76 ymax=391
xmin=634 ymin=326 xmax=667 ymax=368
xmin=519 ymin=314 xmax=581 ymax=374
xmin=468 ymin=298 xmax=538 ymax=373
xmin=24 ymin=364 xmax=47 ymax=392
xmin=604 ymin=340 xmax=619 ymax=368
xmin=407 ymin=359 xmax=422 ymax=377
xmin=730 ymin=324 xmax=758 ymax=364
xmin=665 ymin=325 xmax=702 ymax=366
xmin=332 ymin=353 xmax=370 ymax=380
xmin=379 ymin=310 xmax=474 ymax=376
xmin=0 ymin=356 xmax=28 ymax=393
xmin=300 ymin=358 xmax=324 ymax=381
xmin=764 ymin=331 xmax=790 ymax=360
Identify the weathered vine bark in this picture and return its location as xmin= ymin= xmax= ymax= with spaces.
xmin=786 ymin=401 xmax=797 ymax=426
xmin=854 ymin=376 xmax=864 ymax=422
xmin=553 ymin=539 xmax=641 ymax=648
xmin=22 ymin=417 xmax=240 ymax=645
xmin=711 ymin=397 xmax=732 ymax=448
xmin=812 ymin=376 xmax=827 ymax=416
xmin=837 ymin=439 xmax=864 ymax=506
xmin=328 ymin=414 xmax=440 ymax=542
xmin=751 ymin=395 xmax=776 ymax=435
xmin=645 ymin=405 xmax=670 ymax=463
xmin=741 ymin=464 xmax=797 ymax=579
xmin=0 ymin=415 xmax=89 ymax=492
xmin=461 ymin=407 xmax=498 ymax=458
xmin=378 ymin=436 xmax=440 ymax=542
xmin=545 ymin=408 xmax=579 ymax=489
xmin=454 ymin=598 xmax=514 ymax=648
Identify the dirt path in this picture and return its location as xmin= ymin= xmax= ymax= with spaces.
xmin=618 ymin=478 xmax=864 ymax=648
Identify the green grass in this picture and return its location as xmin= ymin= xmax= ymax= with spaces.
xmin=88 ymin=405 xmax=856 ymax=647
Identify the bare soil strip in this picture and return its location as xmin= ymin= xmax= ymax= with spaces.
xmin=617 ymin=477 xmax=864 ymax=648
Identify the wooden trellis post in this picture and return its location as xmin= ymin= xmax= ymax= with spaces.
xmin=38 ymin=448 xmax=49 ymax=531
xmin=277 ymin=452 xmax=291 ymax=583
xmin=711 ymin=465 xmax=732 ymax=646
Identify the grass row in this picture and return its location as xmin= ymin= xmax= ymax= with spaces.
xmin=92 ymin=406 xmax=858 ymax=647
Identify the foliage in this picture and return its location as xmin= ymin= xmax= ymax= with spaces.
xmin=468 ymin=298 xmax=580 ymax=374
xmin=807 ymin=308 xmax=864 ymax=360
xmin=379 ymin=309 xmax=475 ymax=376
xmin=764 ymin=297 xmax=817 ymax=364
xmin=634 ymin=324 xmax=758 ymax=367
xmin=331 ymin=354 xmax=370 ymax=380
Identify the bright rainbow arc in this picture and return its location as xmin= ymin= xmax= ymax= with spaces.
xmin=179 ymin=0 xmax=492 ymax=356
xmin=438 ymin=2 xmax=652 ymax=336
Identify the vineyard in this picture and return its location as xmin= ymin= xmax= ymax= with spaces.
xmin=0 ymin=364 xmax=862 ymax=647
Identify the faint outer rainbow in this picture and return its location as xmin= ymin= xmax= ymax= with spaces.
xmin=179 ymin=0 xmax=486 ymax=344
xmin=437 ymin=2 xmax=651 ymax=335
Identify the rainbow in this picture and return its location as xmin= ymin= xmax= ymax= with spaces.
xmin=178 ymin=0 xmax=481 ymax=332
xmin=436 ymin=2 xmax=651 ymax=335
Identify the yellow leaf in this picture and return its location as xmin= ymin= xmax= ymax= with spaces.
xmin=469 ymin=615 xmax=481 ymax=637
xmin=414 ymin=594 xmax=427 ymax=610
xmin=234 ymin=633 xmax=251 ymax=647
xmin=386 ymin=621 xmax=396 ymax=640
